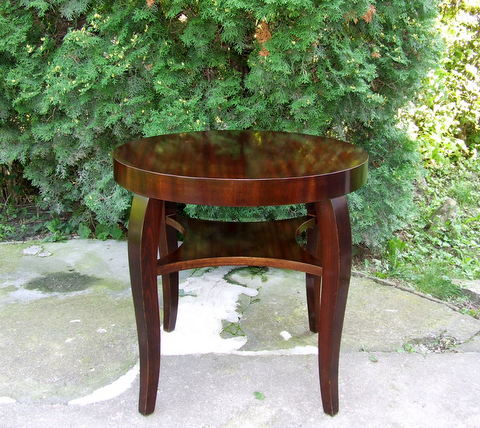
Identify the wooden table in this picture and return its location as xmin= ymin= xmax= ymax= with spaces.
xmin=113 ymin=130 xmax=368 ymax=416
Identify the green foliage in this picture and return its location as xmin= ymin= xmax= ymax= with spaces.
xmin=253 ymin=391 xmax=265 ymax=400
xmin=0 ymin=203 xmax=124 ymax=241
xmin=44 ymin=219 xmax=123 ymax=240
xmin=94 ymin=222 xmax=123 ymax=240
xmin=460 ymin=308 xmax=480 ymax=319
xmin=0 ymin=0 xmax=441 ymax=248
xmin=77 ymin=222 xmax=91 ymax=239
xmin=400 ymin=0 xmax=480 ymax=165
xmin=0 ymin=203 xmax=52 ymax=241
xmin=411 ymin=160 xmax=480 ymax=279
xmin=371 ymin=158 xmax=480 ymax=299
xmin=412 ymin=264 xmax=464 ymax=300
xmin=0 ymin=206 xmax=18 ymax=240
xmin=385 ymin=236 xmax=407 ymax=270
xmin=43 ymin=217 xmax=71 ymax=241
xmin=183 ymin=204 xmax=306 ymax=222
xmin=348 ymin=124 xmax=421 ymax=248
xmin=379 ymin=0 xmax=480 ymax=300
xmin=220 ymin=321 xmax=245 ymax=337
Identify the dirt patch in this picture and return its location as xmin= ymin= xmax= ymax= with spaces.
xmin=403 ymin=332 xmax=458 ymax=354
xmin=24 ymin=272 xmax=98 ymax=293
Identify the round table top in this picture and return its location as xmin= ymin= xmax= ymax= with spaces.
xmin=113 ymin=130 xmax=368 ymax=206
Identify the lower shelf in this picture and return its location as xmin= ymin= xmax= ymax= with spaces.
xmin=156 ymin=215 xmax=323 ymax=276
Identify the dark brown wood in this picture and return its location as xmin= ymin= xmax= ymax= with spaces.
xmin=315 ymin=196 xmax=352 ymax=416
xmin=114 ymin=131 xmax=368 ymax=206
xmin=305 ymin=203 xmax=320 ymax=333
xmin=159 ymin=201 xmax=179 ymax=332
xmin=128 ymin=195 xmax=162 ymax=415
xmin=113 ymin=131 xmax=368 ymax=417
xmin=156 ymin=215 xmax=322 ymax=276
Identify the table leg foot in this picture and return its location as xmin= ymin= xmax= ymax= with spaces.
xmin=128 ymin=195 xmax=162 ymax=415
xmin=315 ymin=196 xmax=352 ymax=416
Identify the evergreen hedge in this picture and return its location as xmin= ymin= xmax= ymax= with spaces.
xmin=0 ymin=0 xmax=440 ymax=249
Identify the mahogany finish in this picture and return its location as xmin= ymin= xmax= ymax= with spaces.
xmin=316 ymin=197 xmax=352 ymax=415
xmin=114 ymin=130 xmax=368 ymax=206
xmin=305 ymin=203 xmax=320 ymax=333
xmin=157 ymin=215 xmax=322 ymax=276
xmin=113 ymin=130 xmax=368 ymax=417
xmin=127 ymin=196 xmax=162 ymax=415
xmin=159 ymin=201 xmax=179 ymax=332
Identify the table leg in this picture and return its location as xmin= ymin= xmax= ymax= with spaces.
xmin=160 ymin=202 xmax=179 ymax=332
xmin=306 ymin=203 xmax=320 ymax=333
xmin=315 ymin=196 xmax=352 ymax=416
xmin=128 ymin=195 xmax=162 ymax=415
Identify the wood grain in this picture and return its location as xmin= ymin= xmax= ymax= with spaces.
xmin=315 ymin=196 xmax=352 ymax=416
xmin=159 ymin=201 xmax=179 ymax=332
xmin=128 ymin=195 xmax=162 ymax=415
xmin=114 ymin=130 xmax=368 ymax=206
xmin=114 ymin=131 xmax=368 ymax=417
xmin=156 ymin=215 xmax=322 ymax=276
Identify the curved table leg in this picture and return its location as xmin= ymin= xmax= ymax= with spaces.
xmin=315 ymin=196 xmax=352 ymax=416
xmin=128 ymin=195 xmax=162 ymax=415
xmin=306 ymin=203 xmax=320 ymax=333
xmin=160 ymin=201 xmax=179 ymax=332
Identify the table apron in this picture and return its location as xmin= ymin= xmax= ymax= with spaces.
xmin=114 ymin=163 xmax=367 ymax=206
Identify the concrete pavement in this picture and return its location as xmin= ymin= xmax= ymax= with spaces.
xmin=0 ymin=239 xmax=479 ymax=427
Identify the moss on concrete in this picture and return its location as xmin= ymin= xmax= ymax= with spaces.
xmin=220 ymin=321 xmax=246 ymax=338
xmin=74 ymin=252 xmax=109 ymax=277
xmin=0 ymin=242 xmax=31 ymax=274
xmin=223 ymin=267 xmax=269 ymax=287
xmin=0 ymin=285 xmax=16 ymax=299
xmin=0 ymin=291 xmax=137 ymax=402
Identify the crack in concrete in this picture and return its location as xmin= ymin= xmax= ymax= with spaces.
xmin=352 ymin=270 xmax=471 ymax=314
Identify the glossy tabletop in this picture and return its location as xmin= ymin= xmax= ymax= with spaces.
xmin=113 ymin=130 xmax=368 ymax=206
